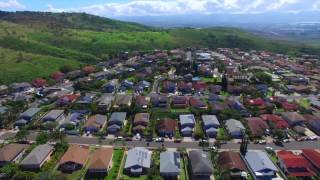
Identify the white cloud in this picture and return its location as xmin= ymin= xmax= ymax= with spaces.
xmin=0 ymin=0 xmax=25 ymax=9
xmin=46 ymin=0 xmax=318 ymax=16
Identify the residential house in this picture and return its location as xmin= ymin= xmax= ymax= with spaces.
xmin=189 ymin=97 xmax=208 ymax=109
xmin=120 ymin=80 xmax=134 ymax=91
xmin=59 ymin=112 xmax=86 ymax=134
xmin=306 ymin=117 xmax=320 ymax=135
xmin=20 ymin=144 xmax=54 ymax=171
xmin=58 ymin=145 xmax=89 ymax=172
xmin=66 ymin=70 xmax=83 ymax=80
xmin=132 ymin=113 xmax=150 ymax=134
xmin=277 ymin=150 xmax=315 ymax=178
xmin=32 ymin=78 xmax=47 ymax=88
xmin=172 ymin=96 xmax=189 ymax=108
xmin=302 ymin=149 xmax=320 ymax=174
xmin=97 ymin=94 xmax=114 ymax=113
xmin=84 ymin=114 xmax=107 ymax=134
xmin=202 ymin=115 xmax=220 ymax=138
xmin=124 ymin=147 xmax=152 ymax=176
xmin=10 ymin=82 xmax=31 ymax=93
xmin=87 ymin=148 xmax=113 ymax=175
xmin=113 ymin=94 xmax=132 ymax=108
xmin=14 ymin=108 xmax=41 ymax=127
xmin=225 ymin=119 xmax=245 ymax=138
xmin=76 ymin=93 xmax=97 ymax=108
xmin=246 ymin=117 xmax=269 ymax=137
xmin=42 ymin=110 xmax=65 ymax=123
xmin=135 ymin=95 xmax=149 ymax=109
xmin=102 ymin=79 xmax=119 ymax=93
xmin=177 ymin=81 xmax=192 ymax=94
xmin=0 ymin=144 xmax=29 ymax=167
xmin=107 ymin=112 xmax=127 ymax=134
xmin=188 ymin=150 xmax=213 ymax=180
xmin=56 ymin=94 xmax=80 ymax=107
xmin=157 ymin=118 xmax=178 ymax=138
xmin=179 ymin=114 xmax=196 ymax=137
xmin=151 ymin=94 xmax=168 ymax=108
xmin=244 ymin=150 xmax=278 ymax=180
xmin=0 ymin=85 xmax=8 ymax=96
xmin=160 ymin=151 xmax=180 ymax=178
xmin=193 ymin=81 xmax=207 ymax=93
xmin=218 ymin=151 xmax=247 ymax=178
xmin=162 ymin=81 xmax=176 ymax=93
xmin=51 ymin=71 xmax=65 ymax=82
xmin=281 ymin=112 xmax=305 ymax=126
xmin=260 ymin=114 xmax=289 ymax=129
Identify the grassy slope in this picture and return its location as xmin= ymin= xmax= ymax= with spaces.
xmin=0 ymin=12 xmax=319 ymax=84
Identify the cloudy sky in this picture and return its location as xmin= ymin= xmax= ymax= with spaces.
xmin=0 ymin=0 xmax=320 ymax=17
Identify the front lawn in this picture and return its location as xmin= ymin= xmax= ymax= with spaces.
xmin=171 ymin=107 xmax=191 ymax=113
xmin=105 ymin=149 xmax=124 ymax=180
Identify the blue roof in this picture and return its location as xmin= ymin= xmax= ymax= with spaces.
xmin=179 ymin=114 xmax=195 ymax=125
xmin=245 ymin=151 xmax=278 ymax=173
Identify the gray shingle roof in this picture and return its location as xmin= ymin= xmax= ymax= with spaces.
xmin=245 ymin=150 xmax=278 ymax=173
xmin=20 ymin=108 xmax=41 ymax=119
xmin=124 ymin=147 xmax=151 ymax=169
xmin=189 ymin=150 xmax=213 ymax=174
xmin=109 ymin=112 xmax=127 ymax=124
xmin=179 ymin=114 xmax=195 ymax=125
xmin=202 ymin=115 xmax=220 ymax=126
xmin=225 ymin=119 xmax=245 ymax=133
xmin=21 ymin=144 xmax=54 ymax=166
xmin=160 ymin=151 xmax=180 ymax=174
xmin=43 ymin=110 xmax=64 ymax=121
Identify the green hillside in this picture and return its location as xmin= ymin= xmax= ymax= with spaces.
xmin=0 ymin=11 xmax=319 ymax=84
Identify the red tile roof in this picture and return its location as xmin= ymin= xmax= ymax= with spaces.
xmin=260 ymin=114 xmax=289 ymax=129
xmin=32 ymin=78 xmax=47 ymax=88
xmin=302 ymin=149 xmax=320 ymax=170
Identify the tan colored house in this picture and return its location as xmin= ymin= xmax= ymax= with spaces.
xmin=58 ymin=145 xmax=89 ymax=172
xmin=87 ymin=148 xmax=114 ymax=175
xmin=0 ymin=143 xmax=29 ymax=167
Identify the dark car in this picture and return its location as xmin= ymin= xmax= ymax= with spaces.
xmin=174 ymin=139 xmax=182 ymax=143
xmin=273 ymin=140 xmax=284 ymax=147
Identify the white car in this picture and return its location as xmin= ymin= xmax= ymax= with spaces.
xmin=208 ymin=146 xmax=217 ymax=151
xmin=115 ymin=136 xmax=123 ymax=140
xmin=282 ymin=139 xmax=289 ymax=143
xmin=265 ymin=146 xmax=274 ymax=153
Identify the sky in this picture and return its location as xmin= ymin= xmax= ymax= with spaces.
xmin=0 ymin=0 xmax=320 ymax=17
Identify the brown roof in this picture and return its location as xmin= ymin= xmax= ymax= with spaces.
xmin=59 ymin=145 xmax=89 ymax=166
xmin=157 ymin=118 xmax=178 ymax=132
xmin=218 ymin=151 xmax=247 ymax=171
xmin=0 ymin=144 xmax=29 ymax=162
xmin=89 ymin=148 xmax=113 ymax=170
xmin=134 ymin=113 xmax=150 ymax=124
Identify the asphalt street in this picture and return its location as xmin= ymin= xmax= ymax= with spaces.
xmin=1 ymin=131 xmax=319 ymax=150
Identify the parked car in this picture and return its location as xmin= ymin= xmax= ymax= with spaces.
xmin=154 ymin=137 xmax=164 ymax=142
xmin=265 ymin=146 xmax=274 ymax=153
xmin=282 ymin=139 xmax=289 ymax=143
xmin=273 ymin=140 xmax=283 ymax=147
xmin=174 ymin=138 xmax=182 ymax=143
xmin=259 ymin=140 xmax=266 ymax=144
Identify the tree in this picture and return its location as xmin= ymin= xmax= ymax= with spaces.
xmin=36 ymin=132 xmax=49 ymax=144
xmin=15 ymin=128 xmax=29 ymax=142
xmin=253 ymin=72 xmax=272 ymax=84
xmin=59 ymin=64 xmax=73 ymax=73
xmin=0 ymin=163 xmax=19 ymax=177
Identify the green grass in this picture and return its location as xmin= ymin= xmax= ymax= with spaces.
xmin=105 ymin=149 xmax=124 ymax=180
xmin=170 ymin=107 xmax=191 ymax=113
xmin=1 ymin=12 xmax=320 ymax=84
xmin=216 ymin=128 xmax=230 ymax=140
xmin=179 ymin=155 xmax=188 ymax=180
xmin=118 ymin=154 xmax=148 ymax=180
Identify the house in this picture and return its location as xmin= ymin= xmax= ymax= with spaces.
xmin=59 ymin=112 xmax=86 ymax=133
xmin=102 ymin=79 xmax=119 ymax=93
xmin=82 ymin=65 xmax=95 ymax=75
xmin=56 ymin=94 xmax=80 ymax=106
xmin=302 ymin=149 xmax=320 ymax=174
xmin=281 ymin=112 xmax=305 ymax=126
xmin=76 ymin=93 xmax=97 ymax=107
xmin=135 ymin=95 xmax=148 ymax=109
xmin=260 ymin=114 xmax=289 ymax=129
xmin=20 ymin=144 xmax=54 ymax=171
xmin=58 ymin=145 xmax=89 ymax=172
xmin=42 ymin=110 xmax=65 ymax=123
xmin=132 ymin=113 xmax=150 ymax=134
xmin=0 ymin=85 xmax=8 ymax=96
xmin=189 ymin=97 xmax=208 ymax=109
xmin=179 ymin=114 xmax=196 ymax=137
xmin=193 ymin=81 xmax=207 ymax=93
xmin=160 ymin=151 xmax=180 ymax=178
xmin=121 ymin=80 xmax=134 ymax=91
xmin=157 ymin=118 xmax=178 ymax=138
xmin=177 ymin=81 xmax=192 ymax=94
xmin=218 ymin=151 xmax=247 ymax=178
xmin=202 ymin=115 xmax=220 ymax=138
xmin=51 ymin=71 xmax=65 ymax=82
xmin=97 ymin=94 xmax=114 ymax=113
xmin=277 ymin=150 xmax=315 ymax=178
xmin=32 ymin=78 xmax=47 ymax=88
xmin=244 ymin=150 xmax=278 ymax=180
xmin=188 ymin=150 xmax=213 ymax=180
xmin=66 ymin=70 xmax=83 ymax=80
xmin=172 ymin=96 xmax=189 ymax=108
xmin=210 ymin=102 xmax=230 ymax=114
xmin=10 ymin=82 xmax=31 ymax=92
xmin=84 ymin=114 xmax=107 ymax=134
xmin=246 ymin=117 xmax=269 ymax=137
xmin=306 ymin=118 xmax=320 ymax=135
xmin=124 ymin=147 xmax=151 ymax=176
xmin=87 ymin=148 xmax=113 ymax=175
xmin=0 ymin=144 xmax=29 ymax=167
xmin=162 ymin=81 xmax=176 ymax=93
xmin=151 ymin=94 xmax=168 ymax=107
xmin=14 ymin=108 xmax=41 ymax=127
xmin=107 ymin=112 xmax=127 ymax=134
xmin=225 ymin=119 xmax=245 ymax=138
xmin=113 ymin=94 xmax=132 ymax=108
